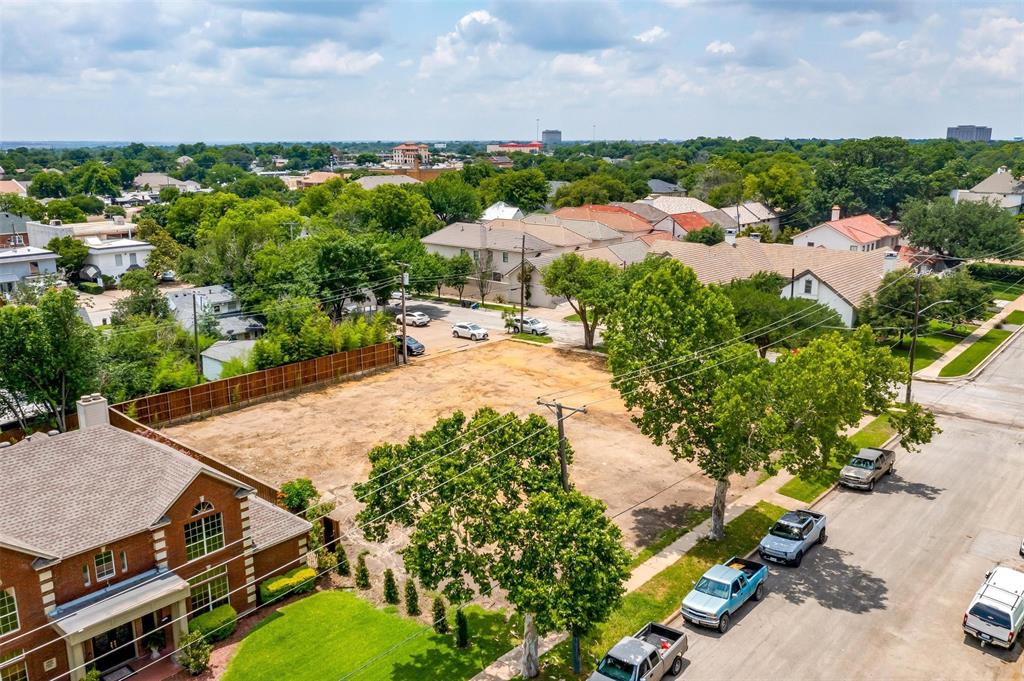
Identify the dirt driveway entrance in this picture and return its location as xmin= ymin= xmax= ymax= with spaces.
xmin=163 ymin=341 xmax=757 ymax=552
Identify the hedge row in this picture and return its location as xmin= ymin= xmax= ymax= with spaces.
xmin=258 ymin=566 xmax=317 ymax=603
xmin=78 ymin=281 xmax=103 ymax=294
xmin=188 ymin=604 xmax=237 ymax=642
xmin=968 ymin=262 xmax=1024 ymax=281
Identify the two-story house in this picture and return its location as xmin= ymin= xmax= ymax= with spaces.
xmin=0 ymin=395 xmax=310 ymax=681
xmin=0 ymin=247 xmax=59 ymax=300
xmin=792 ymin=206 xmax=900 ymax=253
xmin=166 ymin=286 xmax=265 ymax=341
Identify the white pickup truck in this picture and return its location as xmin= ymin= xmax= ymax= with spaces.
xmin=963 ymin=566 xmax=1024 ymax=648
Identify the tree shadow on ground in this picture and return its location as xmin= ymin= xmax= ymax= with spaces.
xmin=772 ymin=544 xmax=888 ymax=614
xmin=406 ymin=302 xmax=452 ymax=320
xmin=628 ymin=502 xmax=703 ymax=549
xmin=873 ymin=473 xmax=944 ymax=500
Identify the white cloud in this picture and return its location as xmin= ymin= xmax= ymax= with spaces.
xmin=290 ymin=41 xmax=383 ymax=76
xmin=550 ymin=53 xmax=604 ymax=77
xmin=844 ymin=30 xmax=888 ymax=48
xmin=824 ymin=11 xmax=884 ymax=28
xmin=952 ymin=14 xmax=1024 ymax=81
xmin=635 ymin=26 xmax=668 ymax=44
xmin=419 ymin=10 xmax=507 ymax=77
xmin=705 ymin=40 xmax=736 ymax=55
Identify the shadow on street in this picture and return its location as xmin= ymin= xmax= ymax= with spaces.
xmin=772 ymin=544 xmax=889 ymax=614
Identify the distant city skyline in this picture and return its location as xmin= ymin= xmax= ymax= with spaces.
xmin=2 ymin=1 xmax=1022 ymax=142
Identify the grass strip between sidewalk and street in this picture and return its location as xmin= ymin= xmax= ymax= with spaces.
xmin=511 ymin=333 xmax=554 ymax=344
xmin=938 ymin=327 xmax=1012 ymax=377
xmin=777 ymin=414 xmax=895 ymax=503
xmin=1001 ymin=310 xmax=1024 ymax=326
xmin=522 ymin=501 xmax=787 ymax=680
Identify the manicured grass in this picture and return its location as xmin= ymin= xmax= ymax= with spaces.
xmin=778 ymin=414 xmax=895 ymax=503
xmin=563 ymin=313 xmax=581 ymax=322
xmin=983 ymin=279 xmax=1024 ymax=301
xmin=511 ymin=332 xmax=553 ymax=344
xmin=223 ymin=591 xmax=519 ymax=681
xmin=887 ymin=322 xmax=974 ymax=371
xmin=425 ymin=295 xmax=517 ymax=312
xmin=529 ymin=502 xmax=787 ymax=680
xmin=939 ymin=328 xmax=1013 ymax=377
xmin=629 ymin=507 xmax=711 ymax=569
xmin=1002 ymin=310 xmax=1024 ymax=325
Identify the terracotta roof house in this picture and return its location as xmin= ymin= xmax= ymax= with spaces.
xmin=297 ymin=171 xmax=344 ymax=188
xmin=655 ymin=236 xmax=898 ymax=326
xmin=553 ymin=205 xmax=653 ymax=234
xmin=0 ymin=179 xmax=28 ymax=197
xmin=0 ymin=395 xmax=310 ymax=681
xmin=666 ymin=212 xmax=712 ymax=236
xmin=792 ymin=206 xmax=900 ymax=253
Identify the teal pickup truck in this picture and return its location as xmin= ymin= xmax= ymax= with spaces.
xmin=680 ymin=557 xmax=768 ymax=633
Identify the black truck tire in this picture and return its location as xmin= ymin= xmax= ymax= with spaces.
xmin=718 ymin=613 xmax=731 ymax=633
xmin=670 ymin=656 xmax=683 ymax=675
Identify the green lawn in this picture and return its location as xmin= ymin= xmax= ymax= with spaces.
xmin=939 ymin=328 xmax=1013 ymax=377
xmin=511 ymin=333 xmax=553 ymax=344
xmin=778 ymin=414 xmax=895 ymax=503
xmin=424 ymin=295 xmax=517 ymax=312
xmin=222 ymin=591 xmax=519 ymax=681
xmin=528 ymin=502 xmax=787 ymax=680
xmin=563 ymin=313 xmax=581 ymax=322
xmin=982 ymin=279 xmax=1024 ymax=302
xmin=887 ymin=322 xmax=974 ymax=371
xmin=1003 ymin=310 xmax=1024 ymax=326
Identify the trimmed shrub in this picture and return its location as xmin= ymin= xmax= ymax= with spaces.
xmin=336 ymin=546 xmax=350 ymax=577
xmin=177 ymin=630 xmax=213 ymax=675
xmin=188 ymin=604 xmax=237 ymax=642
xmin=78 ymin=281 xmax=103 ymax=294
xmin=355 ymin=552 xmax=370 ymax=590
xmin=383 ymin=569 xmax=399 ymax=604
xmin=84 ymin=671 xmax=103 ymax=681
xmin=278 ymin=478 xmax=318 ymax=513
xmin=455 ymin=608 xmax=469 ymax=648
xmin=258 ymin=566 xmax=317 ymax=603
xmin=432 ymin=596 xmax=449 ymax=634
xmin=405 ymin=580 xmax=420 ymax=616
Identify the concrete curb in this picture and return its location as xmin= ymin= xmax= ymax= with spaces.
xmin=915 ymin=322 xmax=1024 ymax=384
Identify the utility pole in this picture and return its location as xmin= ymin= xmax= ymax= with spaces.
xmin=519 ymin=234 xmax=526 ymax=326
xmin=192 ymin=293 xmax=201 ymax=376
xmin=905 ymin=289 xmax=953 ymax=404
xmin=399 ymin=262 xmax=409 ymax=365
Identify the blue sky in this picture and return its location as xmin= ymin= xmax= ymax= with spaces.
xmin=1 ymin=0 xmax=1021 ymax=142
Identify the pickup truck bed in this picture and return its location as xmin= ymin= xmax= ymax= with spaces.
xmin=726 ymin=557 xmax=766 ymax=579
xmin=639 ymin=622 xmax=684 ymax=650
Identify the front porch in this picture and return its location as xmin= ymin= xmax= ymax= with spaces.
xmin=48 ymin=569 xmax=190 ymax=681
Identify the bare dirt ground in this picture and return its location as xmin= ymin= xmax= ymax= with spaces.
xmin=163 ymin=341 xmax=758 ymax=557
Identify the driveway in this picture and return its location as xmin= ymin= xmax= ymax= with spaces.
xmin=671 ymin=332 xmax=1024 ymax=680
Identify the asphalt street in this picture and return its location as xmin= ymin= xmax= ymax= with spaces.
xmin=670 ymin=332 xmax=1024 ymax=680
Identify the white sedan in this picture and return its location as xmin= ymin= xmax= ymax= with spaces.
xmin=397 ymin=311 xmax=431 ymax=327
xmin=452 ymin=322 xmax=489 ymax=341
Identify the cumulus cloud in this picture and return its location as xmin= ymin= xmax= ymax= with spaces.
xmin=493 ymin=0 xmax=623 ymax=52
xmin=844 ymin=30 xmax=889 ymax=48
xmin=550 ymin=53 xmax=605 ymax=78
xmin=290 ymin=42 xmax=383 ymax=76
xmin=952 ymin=14 xmax=1024 ymax=82
xmin=705 ymin=40 xmax=736 ymax=55
xmin=635 ymin=26 xmax=669 ymax=44
xmin=419 ymin=10 xmax=507 ymax=76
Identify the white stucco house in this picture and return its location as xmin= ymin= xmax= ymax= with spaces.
xmin=792 ymin=207 xmax=900 ymax=253
xmin=0 ymin=246 xmax=60 ymax=298
xmin=81 ymin=238 xmax=154 ymax=282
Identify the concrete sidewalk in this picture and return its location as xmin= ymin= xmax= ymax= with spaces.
xmin=470 ymin=472 xmax=800 ymax=681
xmin=915 ymin=295 xmax=1024 ymax=379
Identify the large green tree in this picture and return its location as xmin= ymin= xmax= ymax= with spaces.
xmin=901 ymin=196 xmax=1023 ymax=259
xmin=541 ymin=253 xmax=621 ymax=349
xmin=68 ymin=160 xmax=121 ymax=197
xmin=858 ymin=269 xmax=941 ymax=346
xmin=355 ymin=408 xmax=629 ymax=678
xmin=27 ymin=171 xmax=69 ymax=199
xmin=111 ymin=270 xmax=171 ymax=323
xmin=46 ymin=236 xmax=89 ymax=274
xmin=419 ymin=174 xmax=481 ymax=224
xmin=479 ymin=169 xmax=549 ymax=212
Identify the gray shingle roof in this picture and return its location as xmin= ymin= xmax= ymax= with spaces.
xmin=0 ymin=426 xmax=250 ymax=559
xmin=421 ymin=222 xmax=554 ymax=252
xmin=249 ymin=497 xmax=312 ymax=550
xmin=970 ymin=169 xmax=1024 ymax=195
xmin=647 ymin=179 xmax=682 ymax=193
xmin=610 ymin=202 xmax=670 ymax=224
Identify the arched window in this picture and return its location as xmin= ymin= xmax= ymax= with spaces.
xmin=191 ymin=501 xmax=214 ymax=516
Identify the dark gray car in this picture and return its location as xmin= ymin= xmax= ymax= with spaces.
xmin=838 ymin=447 xmax=895 ymax=491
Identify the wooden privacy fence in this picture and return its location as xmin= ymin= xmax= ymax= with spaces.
xmin=115 ymin=342 xmax=396 ymax=427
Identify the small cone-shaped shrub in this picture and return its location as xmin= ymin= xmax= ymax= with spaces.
xmin=336 ymin=546 xmax=350 ymax=577
xmin=455 ymin=609 xmax=469 ymax=648
xmin=355 ymin=552 xmax=371 ymax=590
xmin=432 ymin=597 xmax=449 ymax=634
xmin=405 ymin=580 xmax=420 ymax=616
xmin=383 ymin=569 xmax=400 ymax=605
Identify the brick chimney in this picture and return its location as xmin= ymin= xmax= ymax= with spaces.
xmin=831 ymin=205 xmax=841 ymax=222
xmin=76 ymin=393 xmax=110 ymax=429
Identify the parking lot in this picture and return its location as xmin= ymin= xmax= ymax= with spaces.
xmin=671 ymin=334 xmax=1024 ymax=680
xmin=162 ymin=340 xmax=759 ymax=554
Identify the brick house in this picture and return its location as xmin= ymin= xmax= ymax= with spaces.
xmin=0 ymin=396 xmax=311 ymax=681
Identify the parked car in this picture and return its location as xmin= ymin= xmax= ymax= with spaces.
xmin=838 ymin=447 xmax=895 ymax=491
xmin=963 ymin=566 xmax=1024 ymax=648
xmin=758 ymin=510 xmax=826 ymax=567
xmin=395 ymin=335 xmax=425 ymax=356
xmin=589 ymin=623 xmax=688 ymax=681
xmin=452 ymin=322 xmax=489 ymax=341
xmin=511 ymin=315 xmax=549 ymax=335
xmin=397 ymin=311 xmax=430 ymax=327
xmin=681 ymin=557 xmax=768 ymax=633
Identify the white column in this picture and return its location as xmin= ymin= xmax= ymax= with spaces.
xmin=65 ymin=640 xmax=86 ymax=681
xmin=169 ymin=599 xmax=190 ymax=661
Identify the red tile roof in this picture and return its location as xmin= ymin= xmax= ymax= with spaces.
xmin=669 ymin=212 xmax=711 ymax=233
xmin=553 ymin=205 xmax=652 ymax=233
xmin=639 ymin=232 xmax=674 ymax=246
xmin=823 ymin=214 xmax=899 ymax=245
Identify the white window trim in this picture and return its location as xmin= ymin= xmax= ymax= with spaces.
xmin=95 ymin=550 xmax=115 ymax=581
xmin=0 ymin=587 xmax=21 ymax=638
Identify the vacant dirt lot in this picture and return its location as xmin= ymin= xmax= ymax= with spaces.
xmin=163 ymin=341 xmax=758 ymax=553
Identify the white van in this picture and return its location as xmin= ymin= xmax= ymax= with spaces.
xmin=963 ymin=566 xmax=1024 ymax=648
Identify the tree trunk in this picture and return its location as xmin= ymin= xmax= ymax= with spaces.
xmin=521 ymin=613 xmax=539 ymax=678
xmin=708 ymin=478 xmax=729 ymax=540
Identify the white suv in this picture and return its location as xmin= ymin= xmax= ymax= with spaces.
xmin=963 ymin=566 xmax=1024 ymax=648
xmin=452 ymin=322 xmax=489 ymax=341
xmin=397 ymin=311 xmax=430 ymax=327
xmin=511 ymin=316 xmax=549 ymax=335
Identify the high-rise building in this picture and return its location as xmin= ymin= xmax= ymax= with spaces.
xmin=541 ymin=129 xmax=562 ymax=147
xmin=946 ymin=125 xmax=992 ymax=142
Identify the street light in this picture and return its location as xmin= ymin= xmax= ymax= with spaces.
xmin=904 ymin=298 xmax=953 ymax=404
